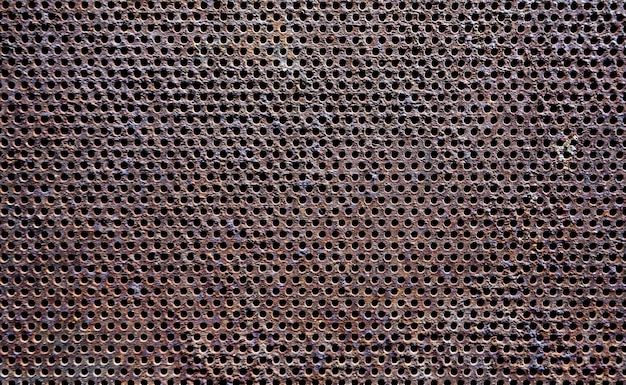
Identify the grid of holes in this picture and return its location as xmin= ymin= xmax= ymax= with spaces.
xmin=1 ymin=0 xmax=626 ymax=384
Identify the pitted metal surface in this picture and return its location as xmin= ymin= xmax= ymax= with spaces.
xmin=1 ymin=1 xmax=625 ymax=384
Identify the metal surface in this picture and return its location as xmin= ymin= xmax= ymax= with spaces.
xmin=1 ymin=0 xmax=625 ymax=383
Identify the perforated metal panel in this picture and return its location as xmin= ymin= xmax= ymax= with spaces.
xmin=1 ymin=1 xmax=625 ymax=384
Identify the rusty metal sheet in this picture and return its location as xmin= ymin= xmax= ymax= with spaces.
xmin=0 ymin=0 xmax=625 ymax=384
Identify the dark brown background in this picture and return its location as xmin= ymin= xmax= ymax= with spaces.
xmin=0 ymin=1 xmax=625 ymax=384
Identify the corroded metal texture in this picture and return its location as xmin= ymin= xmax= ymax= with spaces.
xmin=1 ymin=0 xmax=625 ymax=384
